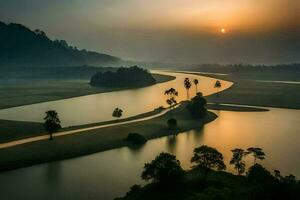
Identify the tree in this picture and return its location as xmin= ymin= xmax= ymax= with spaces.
xmin=112 ymin=108 xmax=123 ymax=119
xmin=214 ymin=80 xmax=222 ymax=98
xmin=186 ymin=93 xmax=207 ymax=118
xmin=246 ymin=147 xmax=265 ymax=164
xmin=230 ymin=148 xmax=247 ymax=175
xmin=164 ymin=88 xmax=178 ymax=110
xmin=141 ymin=152 xmax=184 ymax=183
xmin=193 ymin=79 xmax=199 ymax=95
xmin=184 ymin=78 xmax=192 ymax=99
xmin=191 ymin=145 xmax=226 ymax=180
xmin=44 ymin=110 xmax=61 ymax=140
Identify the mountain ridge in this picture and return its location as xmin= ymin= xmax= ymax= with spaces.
xmin=0 ymin=21 xmax=122 ymax=67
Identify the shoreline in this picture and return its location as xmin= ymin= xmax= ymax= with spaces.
xmin=174 ymin=71 xmax=300 ymax=110
xmin=0 ymin=73 xmax=175 ymax=110
xmin=0 ymin=102 xmax=217 ymax=171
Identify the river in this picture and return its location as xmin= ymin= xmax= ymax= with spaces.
xmin=0 ymin=71 xmax=299 ymax=200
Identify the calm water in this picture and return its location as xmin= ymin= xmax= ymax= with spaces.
xmin=0 ymin=108 xmax=299 ymax=200
xmin=0 ymin=71 xmax=232 ymax=127
xmin=0 ymin=71 xmax=299 ymax=200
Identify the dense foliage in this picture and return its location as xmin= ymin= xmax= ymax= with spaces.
xmin=141 ymin=152 xmax=184 ymax=183
xmin=126 ymin=133 xmax=147 ymax=145
xmin=0 ymin=21 xmax=120 ymax=67
xmin=117 ymin=146 xmax=300 ymax=200
xmin=90 ymin=66 xmax=156 ymax=87
xmin=186 ymin=93 xmax=207 ymax=118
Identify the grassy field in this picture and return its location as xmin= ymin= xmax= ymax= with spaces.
xmin=0 ymin=102 xmax=217 ymax=171
xmin=0 ymin=73 xmax=175 ymax=109
xmin=181 ymin=71 xmax=300 ymax=109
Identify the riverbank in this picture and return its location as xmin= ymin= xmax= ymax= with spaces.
xmin=0 ymin=102 xmax=217 ymax=171
xmin=0 ymin=73 xmax=175 ymax=109
xmin=178 ymin=71 xmax=300 ymax=109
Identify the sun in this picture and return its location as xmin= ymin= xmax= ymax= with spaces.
xmin=221 ymin=28 xmax=226 ymax=34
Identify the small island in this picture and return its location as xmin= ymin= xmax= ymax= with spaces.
xmin=90 ymin=66 xmax=156 ymax=87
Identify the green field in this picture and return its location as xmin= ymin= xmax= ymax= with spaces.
xmin=0 ymin=102 xmax=217 ymax=171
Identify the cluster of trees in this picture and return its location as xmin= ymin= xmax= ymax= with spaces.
xmin=119 ymin=145 xmax=299 ymax=199
xmin=90 ymin=66 xmax=156 ymax=87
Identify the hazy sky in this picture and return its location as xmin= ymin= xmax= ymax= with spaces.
xmin=1 ymin=0 xmax=300 ymax=64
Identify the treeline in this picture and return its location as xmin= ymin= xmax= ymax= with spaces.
xmin=117 ymin=146 xmax=300 ymax=200
xmin=0 ymin=21 xmax=121 ymax=67
xmin=90 ymin=66 xmax=156 ymax=87
xmin=188 ymin=63 xmax=300 ymax=73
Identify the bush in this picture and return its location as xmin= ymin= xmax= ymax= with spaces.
xmin=186 ymin=94 xmax=207 ymax=118
xmin=167 ymin=118 xmax=177 ymax=130
xmin=141 ymin=152 xmax=184 ymax=183
xmin=126 ymin=133 xmax=147 ymax=145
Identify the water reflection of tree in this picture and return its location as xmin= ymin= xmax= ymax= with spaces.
xmin=166 ymin=135 xmax=177 ymax=154
xmin=45 ymin=162 xmax=62 ymax=187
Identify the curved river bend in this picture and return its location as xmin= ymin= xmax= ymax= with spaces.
xmin=0 ymin=71 xmax=299 ymax=200
xmin=0 ymin=71 xmax=232 ymax=127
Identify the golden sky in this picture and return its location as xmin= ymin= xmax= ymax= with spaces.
xmin=1 ymin=0 xmax=300 ymax=64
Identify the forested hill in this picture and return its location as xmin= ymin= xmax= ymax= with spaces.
xmin=0 ymin=21 xmax=121 ymax=67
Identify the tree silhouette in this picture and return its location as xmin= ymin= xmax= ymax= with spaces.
xmin=44 ymin=110 xmax=61 ymax=140
xmin=230 ymin=148 xmax=247 ymax=175
xmin=191 ymin=145 xmax=226 ymax=180
xmin=246 ymin=147 xmax=265 ymax=164
xmin=164 ymin=88 xmax=178 ymax=111
xmin=184 ymin=78 xmax=192 ymax=100
xmin=214 ymin=80 xmax=222 ymax=98
xmin=193 ymin=79 xmax=199 ymax=95
xmin=186 ymin=93 xmax=207 ymax=118
xmin=141 ymin=152 xmax=184 ymax=183
xmin=112 ymin=108 xmax=123 ymax=119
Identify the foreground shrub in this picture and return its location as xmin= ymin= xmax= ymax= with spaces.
xmin=141 ymin=152 xmax=184 ymax=183
xmin=126 ymin=133 xmax=147 ymax=145
xmin=167 ymin=118 xmax=177 ymax=130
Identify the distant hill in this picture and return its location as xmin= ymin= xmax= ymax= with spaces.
xmin=0 ymin=21 xmax=122 ymax=67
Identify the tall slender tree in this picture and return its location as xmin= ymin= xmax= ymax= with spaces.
xmin=184 ymin=78 xmax=192 ymax=100
xmin=44 ymin=110 xmax=61 ymax=140
xmin=193 ymin=79 xmax=199 ymax=95
xmin=230 ymin=148 xmax=247 ymax=175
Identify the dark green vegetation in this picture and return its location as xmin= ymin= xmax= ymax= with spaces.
xmin=112 ymin=108 xmax=123 ymax=119
xmin=182 ymin=64 xmax=300 ymax=109
xmin=167 ymin=118 xmax=177 ymax=130
xmin=43 ymin=110 xmax=61 ymax=140
xmin=186 ymin=94 xmax=207 ymax=118
xmin=117 ymin=146 xmax=300 ymax=200
xmin=141 ymin=153 xmax=184 ymax=183
xmin=0 ymin=102 xmax=217 ymax=171
xmin=126 ymin=133 xmax=147 ymax=145
xmin=0 ymin=21 xmax=121 ymax=67
xmin=90 ymin=66 xmax=156 ymax=87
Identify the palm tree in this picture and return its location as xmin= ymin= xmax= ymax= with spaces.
xmin=230 ymin=148 xmax=247 ymax=175
xmin=164 ymin=88 xmax=178 ymax=110
xmin=184 ymin=78 xmax=192 ymax=100
xmin=193 ymin=79 xmax=199 ymax=95
xmin=112 ymin=108 xmax=123 ymax=119
xmin=246 ymin=147 xmax=265 ymax=165
xmin=44 ymin=110 xmax=61 ymax=140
